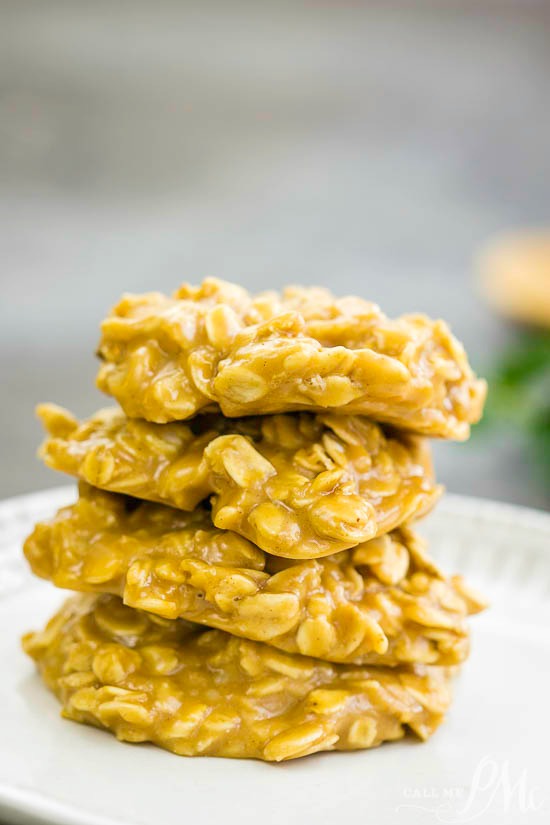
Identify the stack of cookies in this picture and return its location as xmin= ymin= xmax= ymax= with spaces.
xmin=23 ymin=279 xmax=487 ymax=762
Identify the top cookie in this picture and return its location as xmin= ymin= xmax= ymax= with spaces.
xmin=97 ymin=278 xmax=486 ymax=439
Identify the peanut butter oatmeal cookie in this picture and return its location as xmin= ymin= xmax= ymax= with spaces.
xmin=24 ymin=485 xmax=485 ymax=667
xmin=23 ymin=594 xmax=456 ymax=761
xmin=37 ymin=404 xmax=440 ymax=558
xmin=96 ymin=279 xmax=486 ymax=438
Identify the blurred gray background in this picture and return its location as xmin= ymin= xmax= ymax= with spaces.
xmin=1 ymin=0 xmax=549 ymax=508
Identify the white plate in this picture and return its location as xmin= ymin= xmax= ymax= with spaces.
xmin=1 ymin=486 xmax=549 ymax=825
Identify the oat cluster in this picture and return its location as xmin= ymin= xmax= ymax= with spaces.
xmin=23 ymin=278 xmax=487 ymax=761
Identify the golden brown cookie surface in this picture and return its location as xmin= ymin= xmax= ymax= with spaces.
xmin=23 ymin=594 xmax=456 ymax=761
xmin=37 ymin=404 xmax=441 ymax=558
xmin=24 ymin=485 xmax=485 ymax=666
xmin=96 ymin=279 xmax=486 ymax=439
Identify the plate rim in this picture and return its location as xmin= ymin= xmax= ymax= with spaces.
xmin=0 ymin=783 xmax=124 ymax=825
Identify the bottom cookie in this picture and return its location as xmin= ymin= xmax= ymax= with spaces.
xmin=23 ymin=594 xmax=456 ymax=762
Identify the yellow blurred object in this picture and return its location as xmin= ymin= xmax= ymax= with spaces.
xmin=478 ymin=231 xmax=550 ymax=328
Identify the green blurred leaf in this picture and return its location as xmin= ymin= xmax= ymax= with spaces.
xmin=479 ymin=329 xmax=550 ymax=488
xmin=492 ymin=331 xmax=550 ymax=386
